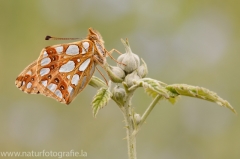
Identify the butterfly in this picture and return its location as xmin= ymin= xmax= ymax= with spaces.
xmin=15 ymin=28 xmax=111 ymax=104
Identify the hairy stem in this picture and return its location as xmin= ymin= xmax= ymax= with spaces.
xmin=122 ymin=90 xmax=137 ymax=159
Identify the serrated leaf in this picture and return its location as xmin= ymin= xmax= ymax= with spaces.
xmin=134 ymin=78 xmax=170 ymax=98
xmin=92 ymin=87 xmax=112 ymax=117
xmin=166 ymin=84 xmax=236 ymax=114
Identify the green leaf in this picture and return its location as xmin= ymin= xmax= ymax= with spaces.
xmin=92 ymin=87 xmax=112 ymax=117
xmin=168 ymin=96 xmax=179 ymax=104
xmin=133 ymin=78 xmax=170 ymax=98
xmin=166 ymin=84 xmax=236 ymax=114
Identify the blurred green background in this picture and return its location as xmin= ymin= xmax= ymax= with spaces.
xmin=1 ymin=0 xmax=240 ymax=159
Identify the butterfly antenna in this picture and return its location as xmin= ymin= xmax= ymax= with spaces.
xmin=45 ymin=35 xmax=80 ymax=40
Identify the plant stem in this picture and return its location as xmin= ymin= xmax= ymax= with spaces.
xmin=135 ymin=95 xmax=162 ymax=134
xmin=122 ymin=90 xmax=137 ymax=159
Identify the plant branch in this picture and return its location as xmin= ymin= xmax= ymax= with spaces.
xmin=134 ymin=95 xmax=162 ymax=135
xmin=122 ymin=90 xmax=137 ymax=159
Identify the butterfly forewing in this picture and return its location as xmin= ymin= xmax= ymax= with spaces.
xmin=36 ymin=40 xmax=96 ymax=104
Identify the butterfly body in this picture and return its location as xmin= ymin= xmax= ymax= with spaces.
xmin=16 ymin=28 xmax=107 ymax=104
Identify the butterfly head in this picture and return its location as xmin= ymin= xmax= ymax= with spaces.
xmin=88 ymin=28 xmax=104 ymax=44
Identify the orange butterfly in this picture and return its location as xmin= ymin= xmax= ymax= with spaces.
xmin=15 ymin=28 xmax=112 ymax=104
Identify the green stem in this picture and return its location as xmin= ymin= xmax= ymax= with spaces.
xmin=135 ymin=95 xmax=162 ymax=134
xmin=122 ymin=90 xmax=137 ymax=159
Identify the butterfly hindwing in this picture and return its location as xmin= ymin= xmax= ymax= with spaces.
xmin=15 ymin=60 xmax=43 ymax=94
xmin=16 ymin=28 xmax=106 ymax=104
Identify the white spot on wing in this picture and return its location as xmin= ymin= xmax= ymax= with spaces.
xmin=67 ymin=75 xmax=71 ymax=79
xmin=55 ymin=89 xmax=63 ymax=99
xmin=55 ymin=46 xmax=63 ymax=54
xmin=26 ymin=71 xmax=32 ymax=75
xmin=41 ymin=80 xmax=47 ymax=87
xmin=83 ymin=42 xmax=89 ymax=49
xmin=47 ymin=83 xmax=57 ymax=92
xmin=68 ymin=86 xmax=74 ymax=96
xmin=81 ymin=42 xmax=89 ymax=54
xmin=41 ymin=57 xmax=51 ymax=66
xmin=26 ymin=82 xmax=32 ymax=89
xmin=43 ymin=51 xmax=48 ymax=57
xmin=59 ymin=61 xmax=75 ymax=73
xmin=77 ymin=59 xmax=80 ymax=62
xmin=79 ymin=58 xmax=91 ymax=71
xmin=40 ymin=68 xmax=50 ymax=76
xmin=66 ymin=45 xmax=79 ymax=55
xmin=22 ymin=81 xmax=26 ymax=86
xmin=71 ymin=74 xmax=80 ymax=85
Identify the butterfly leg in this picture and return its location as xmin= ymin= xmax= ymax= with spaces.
xmin=93 ymin=56 xmax=109 ymax=86
xmin=106 ymin=49 xmax=126 ymax=66
xmin=108 ymin=49 xmax=122 ymax=55
xmin=96 ymin=66 xmax=109 ymax=86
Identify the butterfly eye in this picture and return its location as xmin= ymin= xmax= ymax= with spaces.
xmin=90 ymin=35 xmax=97 ymax=40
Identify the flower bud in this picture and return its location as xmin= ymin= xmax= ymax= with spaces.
xmin=105 ymin=64 xmax=125 ymax=83
xmin=134 ymin=113 xmax=141 ymax=125
xmin=112 ymin=86 xmax=126 ymax=106
xmin=137 ymin=58 xmax=148 ymax=78
xmin=125 ymin=71 xmax=140 ymax=87
xmin=117 ymin=39 xmax=140 ymax=74
xmin=89 ymin=76 xmax=107 ymax=89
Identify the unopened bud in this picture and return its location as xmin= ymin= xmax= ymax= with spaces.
xmin=89 ymin=76 xmax=107 ymax=89
xmin=117 ymin=39 xmax=140 ymax=74
xmin=134 ymin=113 xmax=141 ymax=125
xmin=112 ymin=86 xmax=126 ymax=106
xmin=125 ymin=71 xmax=140 ymax=87
xmin=137 ymin=58 xmax=148 ymax=78
xmin=105 ymin=64 xmax=125 ymax=83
